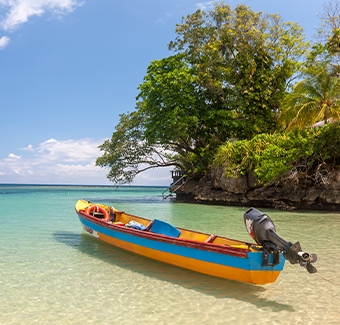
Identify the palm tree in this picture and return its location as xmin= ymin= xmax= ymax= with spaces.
xmin=280 ymin=67 xmax=340 ymax=129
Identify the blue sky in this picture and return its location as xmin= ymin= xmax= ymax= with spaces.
xmin=0 ymin=0 xmax=326 ymax=186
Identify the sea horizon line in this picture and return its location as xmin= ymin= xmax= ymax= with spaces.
xmin=0 ymin=183 xmax=168 ymax=188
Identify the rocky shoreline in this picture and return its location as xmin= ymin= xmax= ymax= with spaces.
xmin=172 ymin=168 xmax=340 ymax=211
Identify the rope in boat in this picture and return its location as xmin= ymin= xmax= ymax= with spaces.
xmin=316 ymin=273 xmax=340 ymax=287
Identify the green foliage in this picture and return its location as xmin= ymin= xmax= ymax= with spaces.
xmin=97 ymin=2 xmax=310 ymax=184
xmin=279 ymin=2 xmax=340 ymax=132
xmin=213 ymin=133 xmax=285 ymax=176
xmin=315 ymin=121 xmax=340 ymax=164
xmin=326 ymin=28 xmax=340 ymax=54
xmin=137 ymin=53 xmax=201 ymax=146
xmin=212 ymin=127 xmax=340 ymax=186
xmin=280 ymin=61 xmax=340 ymax=129
xmin=169 ymin=2 xmax=309 ymax=138
xmin=315 ymin=1 xmax=340 ymax=60
xmin=254 ymin=129 xmax=317 ymax=184
xmin=137 ymin=53 xmax=223 ymax=176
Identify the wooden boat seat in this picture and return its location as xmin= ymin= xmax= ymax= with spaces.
xmin=178 ymin=228 xmax=211 ymax=242
xmin=145 ymin=221 xmax=154 ymax=231
xmin=93 ymin=212 xmax=105 ymax=219
xmin=205 ymin=234 xmax=217 ymax=243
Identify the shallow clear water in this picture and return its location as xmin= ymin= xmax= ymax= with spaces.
xmin=0 ymin=186 xmax=339 ymax=324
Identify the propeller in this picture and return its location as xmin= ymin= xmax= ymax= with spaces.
xmin=283 ymin=241 xmax=318 ymax=273
xmin=306 ymin=254 xmax=318 ymax=273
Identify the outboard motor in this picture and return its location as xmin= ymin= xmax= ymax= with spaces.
xmin=244 ymin=207 xmax=317 ymax=273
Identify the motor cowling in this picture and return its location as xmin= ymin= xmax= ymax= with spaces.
xmin=244 ymin=207 xmax=277 ymax=244
xmin=244 ymin=207 xmax=317 ymax=273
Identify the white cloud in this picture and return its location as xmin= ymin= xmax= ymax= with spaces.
xmin=135 ymin=169 xmax=172 ymax=182
xmin=196 ymin=1 xmax=215 ymax=11
xmin=155 ymin=11 xmax=174 ymax=24
xmin=0 ymin=138 xmax=173 ymax=185
xmin=21 ymin=144 xmax=34 ymax=151
xmin=53 ymin=161 xmax=105 ymax=177
xmin=8 ymin=153 xmax=21 ymax=159
xmin=36 ymin=138 xmax=103 ymax=162
xmin=0 ymin=35 xmax=10 ymax=48
xmin=0 ymin=138 xmax=107 ymax=184
xmin=155 ymin=18 xmax=165 ymax=24
xmin=0 ymin=0 xmax=83 ymax=32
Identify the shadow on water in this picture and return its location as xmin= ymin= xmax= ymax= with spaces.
xmin=53 ymin=231 xmax=294 ymax=312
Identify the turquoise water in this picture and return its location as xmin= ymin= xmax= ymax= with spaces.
xmin=0 ymin=185 xmax=339 ymax=324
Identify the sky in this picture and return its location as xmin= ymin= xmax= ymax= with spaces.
xmin=0 ymin=0 xmax=327 ymax=186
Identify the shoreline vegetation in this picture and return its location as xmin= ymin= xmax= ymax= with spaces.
xmin=95 ymin=2 xmax=340 ymax=210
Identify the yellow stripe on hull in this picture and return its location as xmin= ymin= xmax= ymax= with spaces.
xmin=95 ymin=230 xmax=280 ymax=285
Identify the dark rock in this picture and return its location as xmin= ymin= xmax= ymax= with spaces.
xmin=211 ymin=167 xmax=224 ymax=189
xmin=173 ymin=168 xmax=340 ymax=211
xmin=211 ymin=168 xmax=248 ymax=194
xmin=247 ymin=170 xmax=260 ymax=189
xmin=328 ymin=170 xmax=340 ymax=190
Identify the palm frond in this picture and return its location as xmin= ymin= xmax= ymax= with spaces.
xmin=281 ymin=67 xmax=340 ymax=129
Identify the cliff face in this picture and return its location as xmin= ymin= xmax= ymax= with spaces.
xmin=172 ymin=168 xmax=340 ymax=211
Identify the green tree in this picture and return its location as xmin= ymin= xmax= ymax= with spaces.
xmin=96 ymin=54 xmax=220 ymax=183
xmin=281 ymin=1 xmax=340 ymax=130
xmin=97 ymin=2 xmax=309 ymax=184
xmin=137 ymin=53 xmax=241 ymax=177
xmin=316 ymin=1 xmax=340 ymax=49
xmin=280 ymin=64 xmax=340 ymax=129
xmin=96 ymin=108 xmax=181 ymax=184
xmin=169 ymin=2 xmax=309 ymax=137
xmin=137 ymin=53 xmax=210 ymax=174
xmin=314 ymin=1 xmax=340 ymax=69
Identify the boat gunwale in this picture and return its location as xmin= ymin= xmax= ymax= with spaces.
xmin=76 ymin=209 xmax=251 ymax=258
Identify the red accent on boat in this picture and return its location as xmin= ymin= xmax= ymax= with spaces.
xmin=76 ymin=209 xmax=249 ymax=258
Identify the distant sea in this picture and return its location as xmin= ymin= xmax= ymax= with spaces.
xmin=0 ymin=185 xmax=339 ymax=324
xmin=0 ymin=183 xmax=167 ymax=187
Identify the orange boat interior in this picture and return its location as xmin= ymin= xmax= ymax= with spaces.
xmin=76 ymin=200 xmax=259 ymax=251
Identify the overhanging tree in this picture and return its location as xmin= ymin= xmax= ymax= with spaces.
xmin=137 ymin=53 xmax=240 ymax=178
xmin=96 ymin=108 xmax=182 ymax=184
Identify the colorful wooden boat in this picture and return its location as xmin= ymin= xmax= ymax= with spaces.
xmin=75 ymin=200 xmax=293 ymax=285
